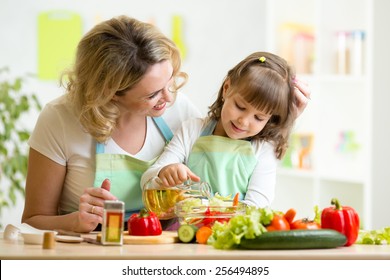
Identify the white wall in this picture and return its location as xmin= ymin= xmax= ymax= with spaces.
xmin=0 ymin=0 xmax=267 ymax=226
xmin=371 ymin=0 xmax=390 ymax=230
xmin=1 ymin=0 xmax=267 ymax=113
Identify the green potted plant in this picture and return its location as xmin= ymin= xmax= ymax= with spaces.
xmin=0 ymin=67 xmax=42 ymax=229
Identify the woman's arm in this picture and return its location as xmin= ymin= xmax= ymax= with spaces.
xmin=22 ymin=148 xmax=116 ymax=233
xmin=293 ymin=78 xmax=311 ymax=118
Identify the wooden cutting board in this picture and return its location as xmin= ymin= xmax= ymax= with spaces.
xmin=123 ymin=231 xmax=179 ymax=244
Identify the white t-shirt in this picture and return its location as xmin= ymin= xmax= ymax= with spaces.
xmin=141 ymin=118 xmax=278 ymax=208
xmin=28 ymin=93 xmax=201 ymax=214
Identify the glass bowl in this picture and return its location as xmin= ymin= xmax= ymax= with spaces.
xmin=143 ymin=177 xmax=212 ymax=220
xmin=174 ymin=199 xmax=246 ymax=228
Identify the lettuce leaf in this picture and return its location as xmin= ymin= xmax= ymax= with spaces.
xmin=176 ymin=197 xmax=203 ymax=213
xmin=208 ymin=206 xmax=273 ymax=249
xmin=356 ymin=227 xmax=390 ymax=245
xmin=209 ymin=193 xmax=234 ymax=207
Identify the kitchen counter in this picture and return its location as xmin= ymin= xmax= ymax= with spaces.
xmin=1 ymin=234 xmax=389 ymax=260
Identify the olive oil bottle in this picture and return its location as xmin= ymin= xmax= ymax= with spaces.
xmin=143 ymin=177 xmax=212 ymax=219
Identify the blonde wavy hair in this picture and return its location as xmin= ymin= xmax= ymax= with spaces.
xmin=62 ymin=15 xmax=187 ymax=143
xmin=208 ymin=51 xmax=296 ymax=159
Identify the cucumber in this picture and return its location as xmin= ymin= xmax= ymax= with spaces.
xmin=240 ymin=229 xmax=347 ymax=250
xmin=178 ymin=224 xmax=198 ymax=243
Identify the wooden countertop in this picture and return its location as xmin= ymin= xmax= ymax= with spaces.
xmin=1 ymin=234 xmax=389 ymax=260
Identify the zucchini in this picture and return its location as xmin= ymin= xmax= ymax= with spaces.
xmin=178 ymin=224 xmax=198 ymax=243
xmin=240 ymin=229 xmax=347 ymax=250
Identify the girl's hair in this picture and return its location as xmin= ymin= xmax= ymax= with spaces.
xmin=62 ymin=15 xmax=186 ymax=143
xmin=208 ymin=51 xmax=296 ymax=159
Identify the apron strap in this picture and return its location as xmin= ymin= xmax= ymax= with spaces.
xmin=201 ymin=119 xmax=217 ymax=136
xmin=95 ymin=117 xmax=173 ymax=154
xmin=96 ymin=142 xmax=105 ymax=154
xmin=152 ymin=116 xmax=174 ymax=142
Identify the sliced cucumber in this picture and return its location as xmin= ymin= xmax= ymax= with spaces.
xmin=240 ymin=229 xmax=347 ymax=250
xmin=178 ymin=224 xmax=198 ymax=243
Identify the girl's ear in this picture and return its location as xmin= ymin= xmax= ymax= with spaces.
xmin=222 ymin=78 xmax=231 ymax=98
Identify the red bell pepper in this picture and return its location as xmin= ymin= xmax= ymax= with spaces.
xmin=321 ymin=198 xmax=360 ymax=246
xmin=128 ymin=208 xmax=162 ymax=236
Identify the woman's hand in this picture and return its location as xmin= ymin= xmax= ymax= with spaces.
xmin=75 ymin=179 xmax=117 ymax=233
xmin=158 ymin=163 xmax=200 ymax=187
xmin=293 ymin=78 xmax=311 ymax=118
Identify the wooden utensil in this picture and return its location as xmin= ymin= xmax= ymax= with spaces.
xmin=123 ymin=231 xmax=179 ymax=244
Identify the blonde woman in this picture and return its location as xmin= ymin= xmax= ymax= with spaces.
xmin=22 ymin=16 xmax=201 ymax=233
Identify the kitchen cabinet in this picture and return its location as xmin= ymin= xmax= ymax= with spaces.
xmin=266 ymin=0 xmax=390 ymax=230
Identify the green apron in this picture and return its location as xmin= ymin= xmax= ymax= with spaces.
xmin=187 ymin=120 xmax=258 ymax=199
xmin=93 ymin=117 xmax=173 ymax=219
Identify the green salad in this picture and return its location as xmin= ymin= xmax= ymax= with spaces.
xmin=208 ymin=206 xmax=273 ymax=249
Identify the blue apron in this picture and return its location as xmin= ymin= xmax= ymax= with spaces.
xmin=93 ymin=117 xmax=173 ymax=221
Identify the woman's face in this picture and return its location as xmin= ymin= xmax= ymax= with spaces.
xmin=113 ymin=60 xmax=174 ymax=118
xmin=214 ymin=81 xmax=272 ymax=140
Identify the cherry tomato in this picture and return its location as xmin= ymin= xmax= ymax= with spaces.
xmin=266 ymin=214 xmax=290 ymax=231
xmin=290 ymin=218 xmax=321 ymax=230
xmin=202 ymin=208 xmax=230 ymax=227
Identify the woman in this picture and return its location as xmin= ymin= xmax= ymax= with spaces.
xmin=22 ymin=15 xmax=311 ymax=233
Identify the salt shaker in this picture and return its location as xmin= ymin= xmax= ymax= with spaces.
xmin=101 ymin=200 xmax=125 ymax=245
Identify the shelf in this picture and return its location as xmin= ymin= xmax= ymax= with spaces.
xmin=267 ymin=0 xmax=377 ymax=228
xmin=277 ymin=167 xmax=314 ymax=178
xmin=277 ymin=167 xmax=364 ymax=185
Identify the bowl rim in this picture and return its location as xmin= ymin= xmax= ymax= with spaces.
xmin=174 ymin=203 xmax=246 ymax=217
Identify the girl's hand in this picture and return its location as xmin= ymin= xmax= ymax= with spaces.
xmin=75 ymin=179 xmax=117 ymax=233
xmin=293 ymin=78 xmax=311 ymax=118
xmin=158 ymin=163 xmax=200 ymax=187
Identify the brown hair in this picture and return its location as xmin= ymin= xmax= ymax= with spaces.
xmin=62 ymin=15 xmax=186 ymax=142
xmin=208 ymin=51 xmax=296 ymax=159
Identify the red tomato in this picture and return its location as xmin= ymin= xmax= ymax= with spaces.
xmin=266 ymin=214 xmax=290 ymax=231
xmin=202 ymin=208 xmax=230 ymax=227
xmin=290 ymin=218 xmax=321 ymax=230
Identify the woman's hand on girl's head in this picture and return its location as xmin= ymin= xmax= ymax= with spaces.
xmin=293 ymin=78 xmax=311 ymax=118
xmin=75 ymin=179 xmax=117 ymax=233
xmin=158 ymin=163 xmax=200 ymax=187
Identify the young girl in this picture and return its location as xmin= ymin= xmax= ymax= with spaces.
xmin=141 ymin=51 xmax=297 ymax=207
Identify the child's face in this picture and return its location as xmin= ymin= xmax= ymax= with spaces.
xmin=215 ymin=91 xmax=272 ymax=140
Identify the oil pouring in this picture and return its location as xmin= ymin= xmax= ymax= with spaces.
xmin=101 ymin=200 xmax=125 ymax=245
xmin=143 ymin=177 xmax=212 ymax=220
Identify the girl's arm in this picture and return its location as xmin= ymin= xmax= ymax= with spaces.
xmin=158 ymin=163 xmax=200 ymax=186
xmin=141 ymin=118 xmax=202 ymax=189
xmin=242 ymin=142 xmax=278 ymax=208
